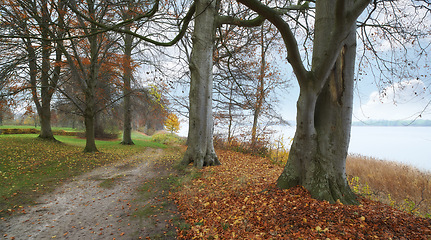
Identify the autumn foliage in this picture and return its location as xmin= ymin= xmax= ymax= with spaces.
xmin=164 ymin=113 xmax=180 ymax=133
xmin=172 ymin=150 xmax=431 ymax=239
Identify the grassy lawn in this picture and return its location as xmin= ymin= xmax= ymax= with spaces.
xmin=0 ymin=125 xmax=39 ymax=129
xmin=0 ymin=133 xmax=165 ymax=217
xmin=0 ymin=125 xmax=79 ymax=132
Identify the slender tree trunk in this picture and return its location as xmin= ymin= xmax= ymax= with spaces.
xmin=182 ymin=0 xmax=220 ymax=168
xmin=251 ymin=25 xmax=265 ymax=146
xmin=277 ymin=26 xmax=358 ymax=204
xmin=227 ymin=82 xmax=233 ymax=143
xmin=121 ymin=23 xmax=134 ymax=145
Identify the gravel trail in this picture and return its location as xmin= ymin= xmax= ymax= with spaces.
xmin=1 ymin=148 xmax=165 ymax=240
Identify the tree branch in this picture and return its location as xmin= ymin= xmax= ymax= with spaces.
xmin=66 ymin=0 xmax=195 ymax=47
xmin=236 ymin=0 xmax=309 ymax=84
xmin=216 ymin=14 xmax=265 ymax=27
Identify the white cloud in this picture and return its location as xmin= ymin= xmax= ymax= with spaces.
xmin=355 ymin=79 xmax=431 ymax=120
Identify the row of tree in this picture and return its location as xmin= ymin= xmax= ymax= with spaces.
xmin=0 ymin=0 xmax=175 ymax=151
xmin=1 ymin=0 xmax=430 ymax=204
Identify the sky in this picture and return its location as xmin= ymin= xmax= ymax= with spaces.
xmin=277 ymin=78 xmax=431 ymax=123
xmin=353 ymin=79 xmax=431 ymax=121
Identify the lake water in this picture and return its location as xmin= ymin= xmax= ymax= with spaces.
xmin=277 ymin=126 xmax=431 ymax=172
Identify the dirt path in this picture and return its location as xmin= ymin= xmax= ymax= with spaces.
xmin=1 ymin=148 xmax=178 ymax=240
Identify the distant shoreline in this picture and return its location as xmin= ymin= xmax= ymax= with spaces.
xmin=352 ymin=119 xmax=431 ymax=126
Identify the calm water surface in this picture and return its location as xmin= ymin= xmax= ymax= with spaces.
xmin=279 ymin=126 xmax=431 ymax=172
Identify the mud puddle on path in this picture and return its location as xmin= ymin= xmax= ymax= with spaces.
xmin=1 ymin=148 xmax=179 ymax=240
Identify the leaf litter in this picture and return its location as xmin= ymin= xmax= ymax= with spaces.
xmin=172 ymin=149 xmax=431 ymax=239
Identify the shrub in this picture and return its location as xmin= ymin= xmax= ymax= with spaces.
xmin=268 ymin=135 xmax=291 ymax=165
xmin=213 ymin=135 xmax=270 ymax=158
xmin=52 ymin=130 xmax=79 ymax=136
xmin=0 ymin=128 xmax=39 ymax=134
xmin=151 ymin=132 xmax=185 ymax=145
xmin=346 ymin=155 xmax=431 ymax=217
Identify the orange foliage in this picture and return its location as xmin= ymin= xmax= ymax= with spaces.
xmin=172 ymin=150 xmax=431 ymax=239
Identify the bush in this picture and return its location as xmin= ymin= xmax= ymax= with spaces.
xmin=0 ymin=128 xmax=39 ymax=134
xmin=213 ymin=135 xmax=270 ymax=157
xmin=346 ymin=155 xmax=431 ymax=218
xmin=52 ymin=130 xmax=79 ymax=136
xmin=151 ymin=132 xmax=185 ymax=145
xmin=77 ymin=131 xmax=119 ymax=140
xmin=268 ymin=135 xmax=291 ymax=165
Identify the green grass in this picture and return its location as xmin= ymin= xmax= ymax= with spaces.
xmin=0 ymin=125 xmax=37 ymax=129
xmin=54 ymin=135 xmax=166 ymax=149
xmin=0 ymin=132 xmax=166 ymax=217
xmin=0 ymin=125 xmax=80 ymax=132
xmin=131 ymin=131 xmax=152 ymax=141
xmin=151 ymin=132 xmax=186 ymax=145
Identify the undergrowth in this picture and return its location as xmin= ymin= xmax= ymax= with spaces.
xmin=346 ymin=155 xmax=431 ymax=218
xmin=151 ymin=132 xmax=186 ymax=145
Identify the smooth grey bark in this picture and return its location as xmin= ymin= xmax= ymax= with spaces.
xmin=238 ymin=0 xmax=369 ymax=204
xmin=182 ymin=0 xmax=220 ymax=168
xmin=83 ymin=91 xmax=98 ymax=152
xmin=37 ymin=0 xmax=55 ymax=140
xmin=277 ymin=27 xmax=358 ymax=204
xmin=251 ymin=25 xmax=265 ymax=146
xmin=26 ymin=37 xmax=55 ymax=140
xmin=121 ymin=27 xmax=134 ymax=145
xmin=23 ymin=0 xmax=60 ymax=140
xmin=82 ymin=0 xmax=100 ymax=152
xmin=227 ymin=81 xmax=234 ymax=143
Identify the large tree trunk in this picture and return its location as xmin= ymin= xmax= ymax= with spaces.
xmin=236 ymin=0 xmax=369 ymax=204
xmin=277 ymin=26 xmax=357 ymax=204
xmin=83 ymin=5 xmax=99 ymax=153
xmin=38 ymin=103 xmax=54 ymax=139
xmin=35 ymin=0 xmax=55 ymax=140
xmin=84 ymin=88 xmax=98 ymax=152
xmin=121 ymin=23 xmax=134 ymax=145
xmin=182 ymin=0 xmax=220 ymax=168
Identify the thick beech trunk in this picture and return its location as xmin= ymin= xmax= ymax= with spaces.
xmin=38 ymin=103 xmax=54 ymax=139
xmin=277 ymin=26 xmax=357 ymax=204
xmin=38 ymin=36 xmax=54 ymax=139
xmin=83 ymin=6 xmax=99 ymax=153
xmin=34 ymin=0 xmax=55 ymax=140
xmin=121 ymin=23 xmax=134 ymax=145
xmin=182 ymin=0 xmax=220 ymax=168
xmin=84 ymin=88 xmax=98 ymax=152
xmin=236 ymin=0 xmax=369 ymax=204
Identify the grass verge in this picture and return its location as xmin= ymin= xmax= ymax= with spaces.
xmin=130 ymin=147 xmax=197 ymax=239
